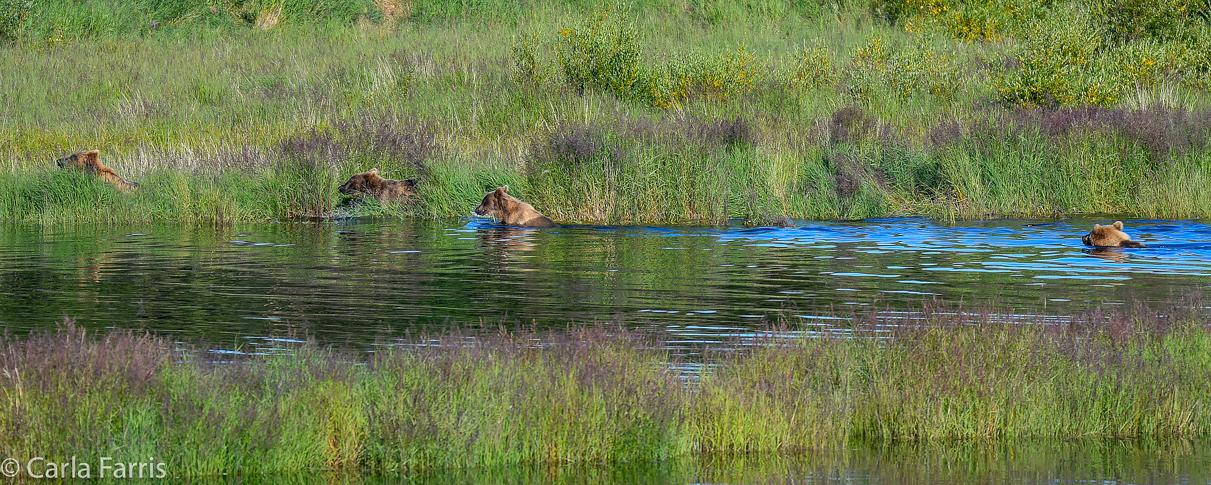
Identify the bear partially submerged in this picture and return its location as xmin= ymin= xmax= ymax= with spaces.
xmin=1082 ymin=221 xmax=1145 ymax=248
xmin=338 ymin=168 xmax=418 ymax=203
xmin=473 ymin=186 xmax=556 ymax=228
xmin=56 ymin=150 xmax=139 ymax=192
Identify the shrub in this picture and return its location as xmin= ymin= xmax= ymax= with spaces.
xmin=696 ymin=117 xmax=755 ymax=149
xmin=0 ymin=0 xmax=32 ymax=42
xmin=789 ymin=39 xmax=837 ymax=92
xmin=841 ymin=36 xmax=959 ymax=103
xmin=556 ymin=6 xmax=645 ymax=100
xmin=511 ymin=32 xmax=549 ymax=87
xmin=1094 ymin=0 xmax=1211 ymax=43
xmin=826 ymin=150 xmax=864 ymax=198
xmin=875 ymin=0 xmax=1050 ymax=41
xmin=842 ymin=36 xmax=890 ymax=102
xmin=994 ymin=7 xmax=1121 ymax=107
xmin=1165 ymin=33 xmax=1211 ymax=91
xmin=649 ymin=47 xmax=759 ymax=109
xmin=885 ymin=40 xmax=960 ymax=102
xmin=1116 ymin=39 xmax=1169 ymax=89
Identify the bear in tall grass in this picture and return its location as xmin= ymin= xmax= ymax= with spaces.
xmin=473 ymin=186 xmax=556 ymax=228
xmin=1082 ymin=221 xmax=1145 ymax=248
xmin=337 ymin=168 xmax=418 ymax=203
xmin=55 ymin=150 xmax=139 ymax=192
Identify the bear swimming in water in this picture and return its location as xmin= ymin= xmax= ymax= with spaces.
xmin=1082 ymin=221 xmax=1145 ymax=248
xmin=473 ymin=186 xmax=556 ymax=228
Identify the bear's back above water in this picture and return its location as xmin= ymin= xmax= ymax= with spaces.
xmin=55 ymin=150 xmax=139 ymax=192
xmin=473 ymin=186 xmax=556 ymax=228
xmin=338 ymin=168 xmax=417 ymax=203
xmin=1082 ymin=221 xmax=1145 ymax=248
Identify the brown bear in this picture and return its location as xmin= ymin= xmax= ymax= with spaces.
xmin=337 ymin=168 xmax=418 ymax=203
xmin=55 ymin=150 xmax=139 ymax=192
xmin=473 ymin=186 xmax=557 ymax=228
xmin=1082 ymin=221 xmax=1145 ymax=248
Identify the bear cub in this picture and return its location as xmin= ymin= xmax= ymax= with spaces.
xmin=338 ymin=168 xmax=418 ymax=203
xmin=473 ymin=186 xmax=556 ymax=228
xmin=56 ymin=150 xmax=139 ymax=192
xmin=1082 ymin=221 xmax=1145 ymax=248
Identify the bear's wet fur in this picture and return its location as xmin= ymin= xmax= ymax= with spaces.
xmin=338 ymin=168 xmax=418 ymax=203
xmin=55 ymin=150 xmax=139 ymax=192
xmin=473 ymin=186 xmax=556 ymax=228
xmin=1082 ymin=221 xmax=1145 ymax=248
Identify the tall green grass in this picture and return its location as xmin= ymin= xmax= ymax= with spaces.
xmin=4 ymin=299 xmax=1211 ymax=477
xmin=1 ymin=1 xmax=1209 ymax=224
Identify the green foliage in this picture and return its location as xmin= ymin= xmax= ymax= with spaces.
xmin=842 ymin=36 xmax=890 ymax=101
xmin=649 ymin=47 xmax=760 ymax=109
xmin=0 ymin=0 xmax=32 ymax=42
xmin=1093 ymin=0 xmax=1211 ymax=43
xmin=687 ymin=0 xmax=833 ymax=25
xmin=5 ymin=307 xmax=1211 ymax=476
xmin=841 ymin=36 xmax=959 ymax=103
xmin=875 ymin=0 xmax=1211 ymax=102
xmin=994 ymin=8 xmax=1121 ymax=107
xmin=3 ymin=0 xmax=1211 ymax=223
xmin=511 ymin=32 xmax=550 ymax=87
xmin=12 ymin=0 xmax=375 ymax=42
xmin=886 ymin=39 xmax=961 ymax=101
xmin=556 ymin=6 xmax=645 ymax=100
xmin=1116 ymin=39 xmax=1169 ymax=89
xmin=789 ymin=39 xmax=837 ymax=92
xmin=406 ymin=0 xmax=523 ymax=23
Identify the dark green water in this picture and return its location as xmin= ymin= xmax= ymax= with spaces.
xmin=4 ymin=218 xmax=1211 ymax=483
xmin=2 ymin=217 xmax=1210 ymax=352
xmin=185 ymin=440 xmax=1211 ymax=484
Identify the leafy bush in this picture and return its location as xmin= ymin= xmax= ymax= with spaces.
xmin=511 ymin=32 xmax=550 ymax=87
xmin=0 ymin=0 xmax=32 ymax=42
xmin=841 ymin=36 xmax=959 ymax=103
xmin=789 ymin=39 xmax=837 ymax=92
xmin=842 ymin=36 xmax=890 ymax=101
xmin=1093 ymin=0 xmax=1211 ymax=43
xmin=556 ymin=6 xmax=645 ymax=100
xmin=994 ymin=8 xmax=1121 ymax=107
xmin=1116 ymin=39 xmax=1169 ymax=89
xmin=886 ymin=41 xmax=960 ymax=101
xmin=649 ymin=47 xmax=759 ymax=109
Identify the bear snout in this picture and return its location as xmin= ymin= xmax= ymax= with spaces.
xmin=1081 ymin=234 xmax=1091 ymax=246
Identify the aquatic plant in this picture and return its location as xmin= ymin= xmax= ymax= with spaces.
xmin=3 ymin=297 xmax=1211 ymax=477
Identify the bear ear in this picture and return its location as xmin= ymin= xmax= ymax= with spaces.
xmin=81 ymin=150 xmax=99 ymax=164
xmin=497 ymin=185 xmax=509 ymax=195
xmin=369 ymin=168 xmax=378 ymax=175
xmin=1093 ymin=224 xmax=1102 ymax=230
xmin=1112 ymin=221 xmax=1124 ymax=230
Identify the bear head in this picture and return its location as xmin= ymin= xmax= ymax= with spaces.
xmin=56 ymin=150 xmax=101 ymax=172
xmin=338 ymin=168 xmax=386 ymax=197
xmin=474 ymin=186 xmax=514 ymax=220
xmin=1082 ymin=221 xmax=1139 ymax=247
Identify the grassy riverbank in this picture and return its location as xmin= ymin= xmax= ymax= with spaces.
xmin=3 ymin=299 xmax=1210 ymax=477
xmin=1 ymin=1 xmax=1210 ymax=224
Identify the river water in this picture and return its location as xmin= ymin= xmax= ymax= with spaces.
xmin=2 ymin=217 xmax=1210 ymax=351
xmin=214 ymin=439 xmax=1211 ymax=484
xmin=3 ymin=217 xmax=1211 ymax=483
